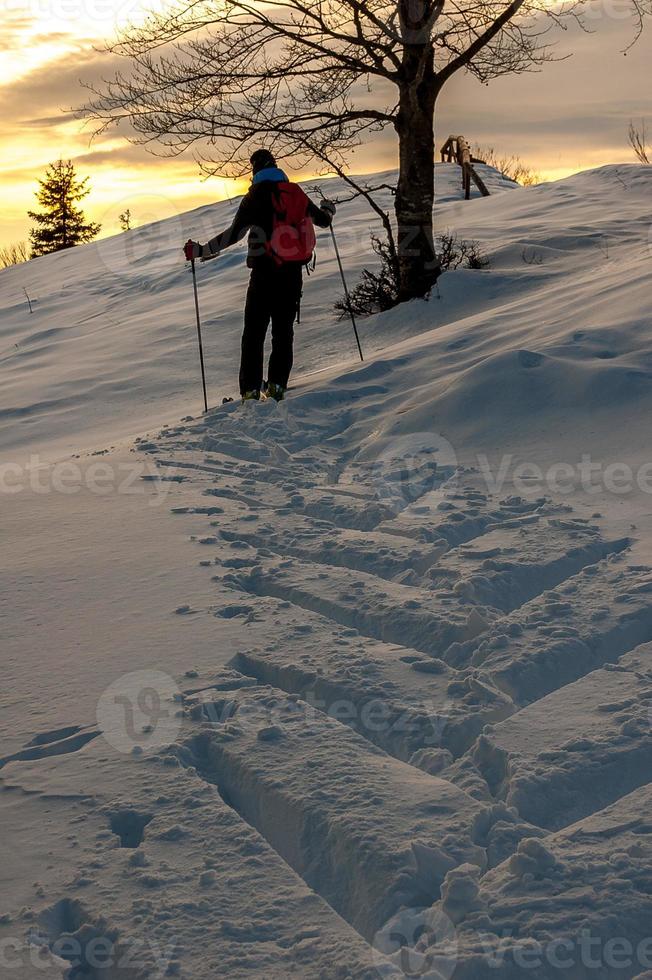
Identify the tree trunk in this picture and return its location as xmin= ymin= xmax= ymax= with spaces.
xmin=395 ymin=47 xmax=439 ymax=301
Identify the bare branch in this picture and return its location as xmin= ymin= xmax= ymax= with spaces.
xmin=79 ymin=0 xmax=651 ymax=300
xmin=629 ymin=119 xmax=650 ymax=163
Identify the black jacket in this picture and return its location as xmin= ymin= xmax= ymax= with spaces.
xmin=207 ymin=180 xmax=332 ymax=267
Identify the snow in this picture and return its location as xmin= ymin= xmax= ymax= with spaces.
xmin=423 ymin=782 xmax=652 ymax=978
xmin=3 ymin=161 xmax=652 ymax=977
xmin=1 ymin=728 xmax=382 ymax=979
xmin=185 ymin=680 xmax=486 ymax=941
xmin=0 ymin=164 xmax=514 ymax=464
xmin=463 ymin=640 xmax=652 ymax=831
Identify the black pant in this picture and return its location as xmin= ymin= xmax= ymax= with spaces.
xmin=239 ymin=261 xmax=303 ymax=396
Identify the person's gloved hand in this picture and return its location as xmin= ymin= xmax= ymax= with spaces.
xmin=321 ymin=199 xmax=337 ymax=218
xmin=200 ymin=242 xmax=219 ymax=263
xmin=184 ymin=240 xmax=202 ymax=261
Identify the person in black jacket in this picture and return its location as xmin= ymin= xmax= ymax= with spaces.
xmin=185 ymin=149 xmax=336 ymax=402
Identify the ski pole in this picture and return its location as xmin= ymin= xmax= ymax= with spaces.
xmin=312 ymin=188 xmax=364 ymax=363
xmin=330 ymin=223 xmax=364 ymax=363
xmin=185 ymin=243 xmax=209 ymax=414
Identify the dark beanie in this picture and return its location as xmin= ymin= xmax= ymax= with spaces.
xmin=250 ymin=149 xmax=276 ymax=174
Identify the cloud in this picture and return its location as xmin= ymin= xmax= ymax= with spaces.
xmin=347 ymin=13 xmax=652 ymax=178
xmin=1 ymin=1 xmax=651 ymax=248
xmin=0 ymin=141 xmax=177 ymax=184
xmin=434 ymin=14 xmax=652 ymax=168
xmin=0 ymin=30 xmax=70 ymax=51
xmin=15 ymin=114 xmax=76 ymax=128
xmin=0 ymin=47 xmax=125 ymax=124
xmin=74 ymin=143 xmax=194 ymax=167
xmin=2 ymin=11 xmax=36 ymax=33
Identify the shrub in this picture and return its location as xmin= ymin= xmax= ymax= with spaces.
xmin=473 ymin=145 xmax=542 ymax=186
xmin=0 ymin=241 xmax=29 ymax=268
xmin=628 ymin=121 xmax=650 ymax=164
xmin=437 ymin=232 xmax=489 ymax=272
xmin=335 ymin=235 xmax=400 ymax=319
xmin=336 ymin=232 xmax=489 ymax=319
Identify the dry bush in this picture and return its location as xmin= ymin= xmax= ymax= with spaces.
xmin=629 ymin=121 xmax=650 ymax=163
xmin=473 ymin=145 xmax=542 ymax=186
xmin=336 ymin=232 xmax=489 ymax=318
xmin=0 ymin=241 xmax=29 ymax=268
xmin=438 ymin=232 xmax=490 ymax=271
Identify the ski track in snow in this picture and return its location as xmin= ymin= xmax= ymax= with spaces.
xmin=4 ymin=164 xmax=652 ymax=978
xmin=4 ymin=391 xmax=652 ymax=979
xmin=10 ymin=387 xmax=643 ymax=979
xmin=155 ymin=393 xmax=652 ymax=976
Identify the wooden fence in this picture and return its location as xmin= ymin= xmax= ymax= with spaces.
xmin=440 ymin=135 xmax=490 ymax=200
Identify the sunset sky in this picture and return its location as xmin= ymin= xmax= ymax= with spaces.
xmin=1 ymin=0 xmax=650 ymax=249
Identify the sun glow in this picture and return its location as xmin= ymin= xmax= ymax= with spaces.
xmin=1 ymin=0 xmax=649 ymax=249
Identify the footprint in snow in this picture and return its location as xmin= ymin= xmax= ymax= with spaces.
xmin=215 ymin=604 xmax=255 ymax=619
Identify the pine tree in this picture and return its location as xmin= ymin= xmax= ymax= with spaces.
xmin=28 ymin=160 xmax=101 ymax=257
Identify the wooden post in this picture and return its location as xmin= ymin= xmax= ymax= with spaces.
xmin=438 ymin=134 xmax=491 ymax=199
xmin=456 ymin=136 xmax=471 ymax=200
xmin=470 ymin=168 xmax=490 ymax=197
xmin=440 ymin=136 xmax=456 ymax=163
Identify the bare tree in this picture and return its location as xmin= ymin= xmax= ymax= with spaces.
xmin=0 ymin=241 xmax=29 ymax=269
xmin=84 ymin=0 xmax=651 ymax=302
xmin=629 ymin=120 xmax=650 ymax=163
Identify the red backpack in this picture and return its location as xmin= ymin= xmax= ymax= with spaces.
xmin=267 ymin=182 xmax=316 ymax=265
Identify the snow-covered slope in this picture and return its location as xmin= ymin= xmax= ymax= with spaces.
xmin=0 ymin=164 xmax=516 ymax=462
xmin=3 ymin=162 xmax=652 ymax=980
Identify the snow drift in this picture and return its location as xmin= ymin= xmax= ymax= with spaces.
xmin=3 ymin=161 xmax=652 ymax=980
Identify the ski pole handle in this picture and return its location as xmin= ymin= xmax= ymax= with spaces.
xmin=184 ymin=239 xmax=201 ymax=262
